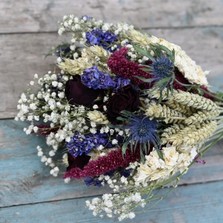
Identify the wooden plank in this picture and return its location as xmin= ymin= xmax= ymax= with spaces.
xmin=0 ymin=27 xmax=222 ymax=119
xmin=1 ymin=180 xmax=223 ymax=223
xmin=100 ymin=0 xmax=223 ymax=29
xmin=1 ymin=0 xmax=223 ymax=33
xmin=0 ymin=120 xmax=223 ymax=208
xmin=0 ymin=0 xmax=103 ymax=33
xmin=0 ymin=33 xmax=63 ymax=118
xmin=0 ymin=120 xmax=111 ymax=208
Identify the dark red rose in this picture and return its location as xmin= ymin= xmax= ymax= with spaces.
xmin=173 ymin=69 xmax=214 ymax=100
xmin=67 ymin=153 xmax=91 ymax=171
xmin=173 ymin=68 xmax=190 ymax=91
xmin=65 ymin=75 xmax=102 ymax=107
xmin=106 ymin=85 xmax=140 ymax=122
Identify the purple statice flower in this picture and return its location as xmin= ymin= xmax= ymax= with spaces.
xmin=81 ymin=66 xmax=116 ymax=89
xmin=151 ymin=56 xmax=174 ymax=80
xmin=86 ymin=28 xmax=117 ymax=50
xmin=128 ymin=115 xmax=158 ymax=144
xmin=67 ymin=132 xmax=111 ymax=157
xmin=113 ymin=76 xmax=131 ymax=90
xmin=84 ymin=177 xmax=102 ymax=187
xmin=120 ymin=168 xmax=132 ymax=177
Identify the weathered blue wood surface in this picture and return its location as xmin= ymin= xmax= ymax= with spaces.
xmin=1 ymin=181 xmax=223 ymax=223
xmin=0 ymin=0 xmax=223 ymax=222
xmin=0 ymin=120 xmax=223 ymax=222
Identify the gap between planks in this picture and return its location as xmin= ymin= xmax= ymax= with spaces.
xmin=0 ymin=24 xmax=223 ymax=35
xmin=1 ymin=176 xmax=223 ymax=209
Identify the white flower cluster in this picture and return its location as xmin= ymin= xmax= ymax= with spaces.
xmin=134 ymin=146 xmax=197 ymax=185
xmin=86 ymin=191 xmax=145 ymax=221
xmin=15 ymin=71 xmax=91 ymax=176
xmin=87 ymin=110 xmax=109 ymax=124
xmin=58 ymin=15 xmax=134 ymax=52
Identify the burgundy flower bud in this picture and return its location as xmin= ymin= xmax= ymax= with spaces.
xmin=106 ymin=85 xmax=140 ymax=123
xmin=65 ymin=75 xmax=101 ymax=107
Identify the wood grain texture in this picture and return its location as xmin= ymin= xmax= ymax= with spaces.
xmin=0 ymin=32 xmax=63 ymax=118
xmin=1 ymin=1 xmax=223 ymax=222
xmin=1 ymin=181 xmax=223 ymax=223
xmin=0 ymin=0 xmax=103 ymax=33
xmin=1 ymin=0 xmax=223 ymax=33
xmin=0 ymin=120 xmax=223 ymax=208
xmin=0 ymin=27 xmax=222 ymax=118
xmin=99 ymin=0 xmax=223 ymax=28
xmin=0 ymin=120 xmax=111 ymax=208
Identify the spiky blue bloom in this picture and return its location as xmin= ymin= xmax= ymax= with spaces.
xmin=151 ymin=56 xmax=174 ymax=79
xmin=128 ymin=115 xmax=158 ymax=144
xmin=81 ymin=66 xmax=116 ymax=90
xmin=86 ymin=28 xmax=117 ymax=50
xmin=67 ymin=132 xmax=111 ymax=157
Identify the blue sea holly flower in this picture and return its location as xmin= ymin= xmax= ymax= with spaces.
xmin=81 ymin=66 xmax=116 ymax=89
xmin=86 ymin=29 xmax=117 ymax=50
xmin=151 ymin=56 xmax=174 ymax=79
xmin=128 ymin=115 xmax=158 ymax=145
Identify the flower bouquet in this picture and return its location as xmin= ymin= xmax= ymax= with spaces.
xmin=16 ymin=15 xmax=223 ymax=221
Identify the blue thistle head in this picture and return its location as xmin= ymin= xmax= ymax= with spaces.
xmin=151 ymin=56 xmax=174 ymax=79
xmin=128 ymin=115 xmax=158 ymax=145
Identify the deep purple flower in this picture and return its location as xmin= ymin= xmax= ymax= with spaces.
xmin=106 ymin=85 xmax=140 ymax=123
xmin=65 ymin=75 xmax=101 ymax=107
xmin=84 ymin=177 xmax=102 ymax=187
xmin=81 ymin=66 xmax=116 ymax=89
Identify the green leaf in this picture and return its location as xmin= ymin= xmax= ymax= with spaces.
xmin=154 ymin=77 xmax=171 ymax=88
xmin=216 ymin=91 xmax=223 ymax=100
xmin=122 ymin=141 xmax=129 ymax=156
xmin=135 ymin=76 xmax=157 ymax=83
xmin=133 ymin=44 xmax=154 ymax=60
xmin=156 ymin=148 xmax=164 ymax=160
xmin=150 ymin=43 xmax=175 ymax=62
xmin=116 ymin=116 xmax=127 ymax=121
